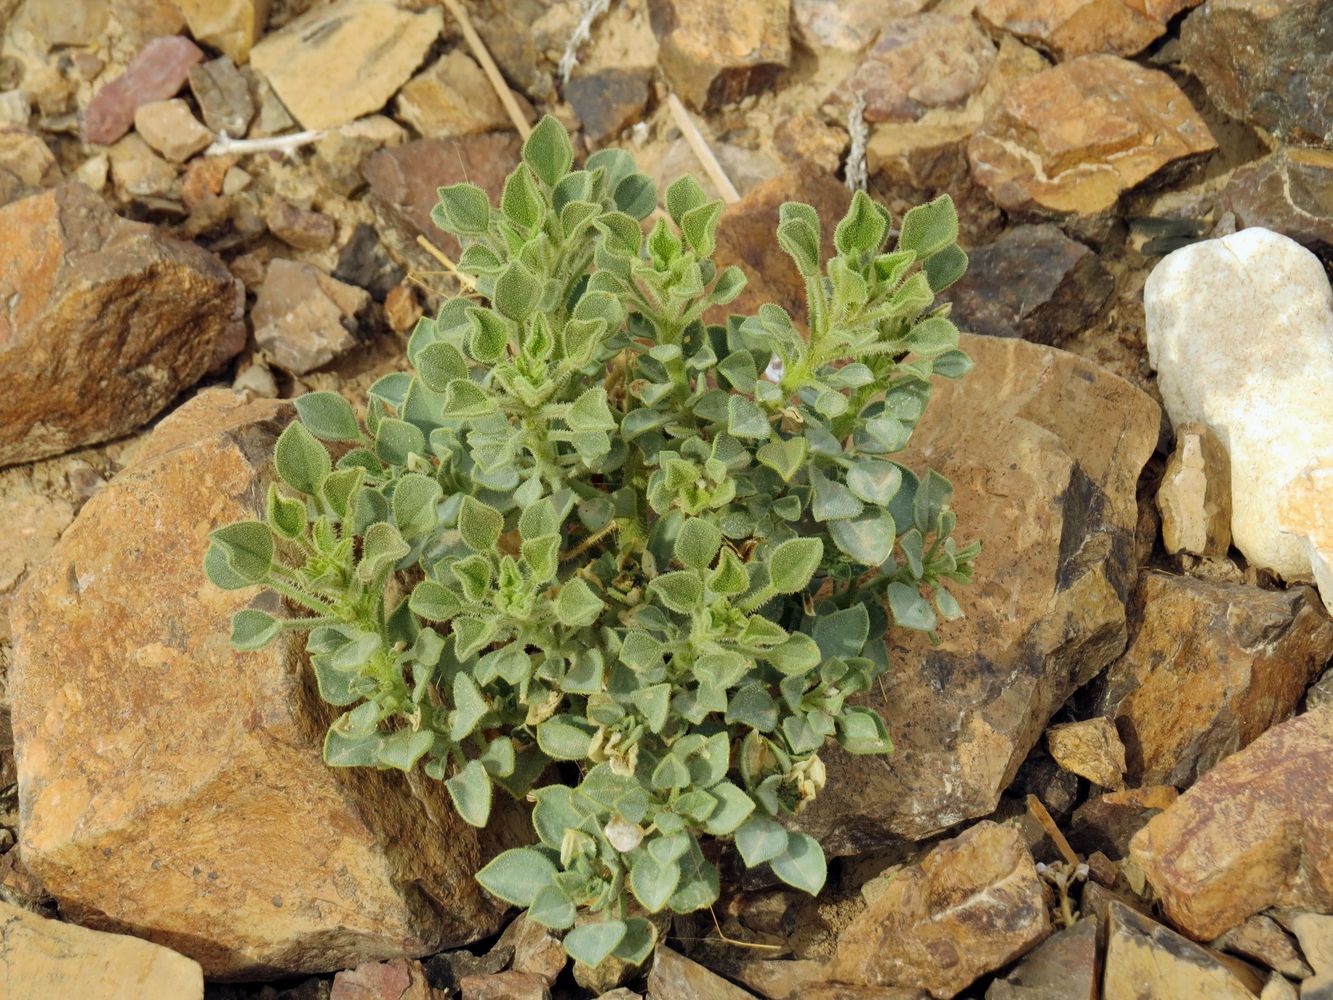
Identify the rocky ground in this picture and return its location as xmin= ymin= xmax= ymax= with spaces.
xmin=0 ymin=0 xmax=1331 ymax=998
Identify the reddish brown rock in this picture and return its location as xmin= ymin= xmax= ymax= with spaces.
xmin=460 ymin=970 xmax=552 ymax=1000
xmin=1220 ymin=147 xmax=1333 ymax=254
xmin=649 ymin=0 xmax=791 ymax=111
xmin=0 ymin=183 xmax=242 ymax=468
xmin=83 ymin=35 xmax=205 ymax=145
xmin=710 ymin=169 xmax=851 ymax=328
xmin=0 ymin=900 xmax=204 ymax=999
xmin=865 ymin=36 xmax=1047 ymax=218
xmin=1181 ymin=0 xmax=1332 ymax=147
xmin=976 ymin=0 xmax=1203 ymax=60
xmin=841 ymin=14 xmax=996 ymax=124
xmin=1130 ymin=706 xmax=1333 ymax=940
xmin=8 ymin=390 xmax=514 ymax=977
xmin=331 ymin=958 xmax=434 ymax=1000
xmin=1096 ymin=572 xmax=1333 ymax=787
xmin=967 ymin=54 xmax=1217 ymax=222
xmin=828 ymin=822 xmax=1051 ymax=998
xmin=363 ymin=134 xmax=521 ymax=258
xmin=798 ymin=334 xmax=1159 ymax=849
xmin=265 ymin=198 xmax=336 ymax=251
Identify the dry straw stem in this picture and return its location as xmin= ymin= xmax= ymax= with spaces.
xmin=667 ymin=93 xmax=740 ymax=204
xmin=416 ymin=234 xmax=478 ymax=292
xmin=438 ymin=0 xmax=533 ymax=139
xmin=1026 ymin=794 xmax=1080 ymax=867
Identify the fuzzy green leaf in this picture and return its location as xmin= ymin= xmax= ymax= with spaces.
xmin=555 ymin=577 xmax=604 ymax=628
xmin=230 ymin=608 xmax=282 ymax=650
xmin=771 ymin=832 xmax=826 ymax=895
xmin=434 ymin=182 xmax=491 ymax=235
xmin=735 ymin=816 xmax=788 ymax=867
xmin=458 ymin=496 xmax=504 ymax=551
xmin=207 ymin=521 xmax=272 ymax=584
xmin=898 ymin=193 xmax=958 ymax=258
xmin=445 ymin=758 xmax=493 ymax=827
xmin=648 ymin=570 xmax=703 ymax=613
xmin=275 ymin=421 xmax=331 ymax=496
xmin=768 ymin=537 xmax=823 ymax=594
xmin=476 ymin=847 xmax=558 ymax=907
xmin=564 ymin=919 xmax=627 ymax=968
xmin=295 ymin=391 xmax=360 ymax=442
xmin=524 ymin=114 xmax=574 ymax=186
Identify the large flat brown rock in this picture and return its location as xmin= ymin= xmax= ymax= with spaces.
xmin=8 ymin=390 xmax=514 ymax=978
xmin=798 ymin=334 xmax=1159 ymax=849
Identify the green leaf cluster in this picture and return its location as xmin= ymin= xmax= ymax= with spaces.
xmin=204 ymin=117 xmax=977 ymax=969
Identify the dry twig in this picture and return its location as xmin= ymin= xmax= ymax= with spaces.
xmin=667 ymin=94 xmax=740 ymax=204
xmin=438 ymin=0 xmax=532 ymax=139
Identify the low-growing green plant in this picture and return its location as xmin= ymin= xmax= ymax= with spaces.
xmin=205 ymin=116 xmax=977 ymax=970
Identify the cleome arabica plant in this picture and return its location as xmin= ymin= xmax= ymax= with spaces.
xmin=205 ymin=116 xmax=977 ymax=970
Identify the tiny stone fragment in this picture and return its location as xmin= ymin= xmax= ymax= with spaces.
xmin=133 ymin=99 xmax=213 ymax=162
xmin=383 ymin=285 xmax=422 ymax=333
xmin=252 ymin=258 xmax=371 ymax=374
xmin=188 ymin=57 xmax=255 ymax=138
xmin=265 ymin=197 xmax=336 ymax=251
xmin=565 ymin=67 xmax=653 ymax=144
xmin=1159 ymin=422 xmax=1232 ymax=558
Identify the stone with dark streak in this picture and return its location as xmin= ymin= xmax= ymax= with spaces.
xmin=943 ymin=224 xmax=1113 ymax=345
xmin=1102 ymin=902 xmax=1260 ymax=1000
xmin=1095 ymin=572 xmax=1333 ymax=787
xmin=648 ymin=0 xmax=790 ymax=111
xmin=798 ymin=334 xmax=1160 ymax=850
xmin=1131 ymin=706 xmax=1333 ymax=940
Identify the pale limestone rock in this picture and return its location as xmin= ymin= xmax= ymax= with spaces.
xmin=0 ymin=900 xmax=203 ymax=999
xmin=1158 ymin=422 xmax=1232 ymax=558
xmin=250 ymin=0 xmax=443 ymax=130
xmin=1145 ymin=228 xmax=1333 ymax=581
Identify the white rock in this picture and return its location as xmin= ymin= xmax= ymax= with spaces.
xmin=1145 ymin=228 xmax=1333 ymax=580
